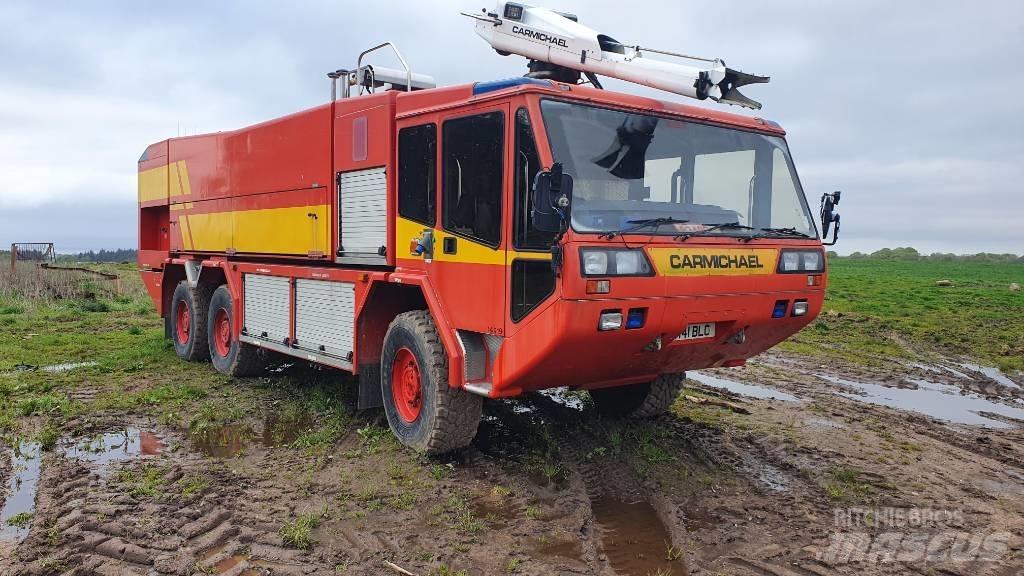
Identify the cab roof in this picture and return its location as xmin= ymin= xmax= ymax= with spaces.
xmin=396 ymin=77 xmax=785 ymax=136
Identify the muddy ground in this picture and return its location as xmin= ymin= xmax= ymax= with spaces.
xmin=2 ymin=352 xmax=1023 ymax=576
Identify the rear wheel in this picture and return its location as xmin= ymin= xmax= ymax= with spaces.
xmin=588 ymin=373 xmax=685 ymax=418
xmin=381 ymin=311 xmax=482 ymax=455
xmin=207 ymin=285 xmax=266 ymax=377
xmin=170 ymin=281 xmax=211 ymax=362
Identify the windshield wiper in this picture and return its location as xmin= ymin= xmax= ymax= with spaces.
xmin=600 ymin=217 xmax=688 ymax=240
xmin=675 ymin=222 xmax=755 ymax=242
xmin=743 ymin=227 xmax=814 ymax=241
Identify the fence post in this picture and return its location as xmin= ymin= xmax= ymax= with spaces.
xmin=10 ymin=244 xmax=16 ymax=274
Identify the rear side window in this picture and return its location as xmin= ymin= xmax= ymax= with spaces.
xmin=397 ymin=124 xmax=436 ymax=226
xmin=442 ymin=111 xmax=504 ymax=247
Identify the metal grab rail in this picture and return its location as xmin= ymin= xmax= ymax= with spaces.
xmin=357 ymin=41 xmax=413 ymax=94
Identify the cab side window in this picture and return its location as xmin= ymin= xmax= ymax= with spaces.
xmin=442 ymin=111 xmax=504 ymax=247
xmin=397 ymin=124 xmax=436 ymax=225
xmin=512 ymin=108 xmax=555 ymax=250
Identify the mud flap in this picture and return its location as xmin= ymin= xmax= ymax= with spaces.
xmin=357 ymin=363 xmax=384 ymax=409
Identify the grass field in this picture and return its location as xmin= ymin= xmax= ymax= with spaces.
xmin=783 ymin=258 xmax=1024 ymax=372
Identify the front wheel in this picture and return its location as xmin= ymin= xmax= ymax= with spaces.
xmin=207 ymin=285 xmax=266 ymax=377
xmin=381 ymin=311 xmax=482 ymax=455
xmin=588 ymin=373 xmax=685 ymax=418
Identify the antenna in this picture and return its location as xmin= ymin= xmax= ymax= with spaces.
xmin=462 ymin=2 xmax=769 ymax=109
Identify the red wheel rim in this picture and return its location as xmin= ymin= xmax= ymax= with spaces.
xmin=214 ymin=307 xmax=231 ymax=358
xmin=391 ymin=348 xmax=422 ymax=423
xmin=175 ymin=300 xmax=191 ymax=345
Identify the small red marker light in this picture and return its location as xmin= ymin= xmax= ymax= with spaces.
xmin=586 ymin=280 xmax=611 ymax=294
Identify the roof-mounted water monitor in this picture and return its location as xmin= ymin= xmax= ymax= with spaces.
xmin=462 ymin=1 xmax=770 ymax=109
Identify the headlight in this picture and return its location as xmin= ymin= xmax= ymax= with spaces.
xmin=583 ymin=251 xmax=609 ymax=275
xmin=615 ymin=250 xmax=643 ymax=275
xmin=580 ymin=248 xmax=654 ymax=277
xmin=777 ymin=249 xmax=825 ymax=273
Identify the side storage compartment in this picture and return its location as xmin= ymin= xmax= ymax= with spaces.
xmin=294 ymin=279 xmax=355 ymax=360
xmin=337 ymin=167 xmax=387 ymax=265
xmin=242 ymin=274 xmax=291 ymax=344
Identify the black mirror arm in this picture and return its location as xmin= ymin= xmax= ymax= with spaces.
xmin=822 ymin=214 xmax=840 ymax=246
xmin=819 ymin=190 xmax=842 ymax=246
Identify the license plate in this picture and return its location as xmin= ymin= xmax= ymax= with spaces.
xmin=676 ymin=322 xmax=716 ymax=341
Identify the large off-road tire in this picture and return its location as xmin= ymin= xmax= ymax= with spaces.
xmin=207 ymin=285 xmax=266 ymax=377
xmin=588 ymin=373 xmax=685 ymax=418
xmin=381 ymin=310 xmax=482 ymax=455
xmin=170 ymin=281 xmax=212 ymax=362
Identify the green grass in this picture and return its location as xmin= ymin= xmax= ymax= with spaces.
xmin=280 ymin=508 xmax=326 ymax=550
xmin=6 ymin=511 xmax=33 ymax=528
xmin=782 ymin=258 xmax=1024 ymax=372
xmin=115 ymin=464 xmax=168 ymax=498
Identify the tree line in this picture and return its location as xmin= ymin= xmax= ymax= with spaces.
xmin=831 ymin=247 xmax=1023 ymax=263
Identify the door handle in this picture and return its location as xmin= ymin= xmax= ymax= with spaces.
xmin=443 ymin=237 xmax=457 ymax=255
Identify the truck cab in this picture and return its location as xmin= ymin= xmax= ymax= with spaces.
xmin=391 ymin=79 xmax=826 ymax=401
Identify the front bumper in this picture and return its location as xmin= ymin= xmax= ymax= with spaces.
xmin=491 ymin=290 xmax=822 ymax=396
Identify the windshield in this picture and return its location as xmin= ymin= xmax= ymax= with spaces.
xmin=539 ymin=99 xmax=817 ymax=238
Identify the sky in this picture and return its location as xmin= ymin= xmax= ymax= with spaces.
xmin=1 ymin=1 xmax=1022 ymax=255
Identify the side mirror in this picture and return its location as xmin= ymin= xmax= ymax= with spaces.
xmin=820 ymin=190 xmax=841 ymax=246
xmin=531 ymin=162 xmax=573 ymax=234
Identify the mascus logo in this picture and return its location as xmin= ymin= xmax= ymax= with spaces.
xmin=669 ymin=253 xmax=765 ymax=270
xmin=511 ymin=25 xmax=569 ymax=47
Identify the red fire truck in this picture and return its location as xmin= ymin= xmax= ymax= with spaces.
xmin=137 ymin=3 xmax=841 ymax=453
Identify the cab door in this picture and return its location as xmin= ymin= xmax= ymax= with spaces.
xmin=429 ymin=103 xmax=510 ymax=337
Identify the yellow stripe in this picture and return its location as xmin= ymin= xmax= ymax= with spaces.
xmin=510 ymin=250 xmax=552 ymax=261
xmin=233 ymin=205 xmax=329 ymax=254
xmin=176 ymin=161 xmax=192 ymax=197
xmin=138 ymin=164 xmax=168 ymax=203
xmin=183 ymin=205 xmax=330 ymax=255
xmin=168 ymin=161 xmax=188 ymax=198
xmin=648 ymin=247 xmax=778 ymax=276
xmin=178 ymin=215 xmax=194 ymax=250
xmin=395 ymin=216 xmax=552 ymax=264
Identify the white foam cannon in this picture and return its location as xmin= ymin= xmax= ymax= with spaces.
xmin=462 ymin=2 xmax=769 ymax=109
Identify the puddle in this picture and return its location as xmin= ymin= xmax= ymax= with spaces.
xmin=817 ymin=375 xmax=1024 ymax=428
xmin=688 ymin=371 xmax=799 ymax=402
xmin=538 ymin=388 xmax=587 ymax=410
xmin=215 ymin=555 xmax=247 ymax=573
xmin=591 ymin=496 xmax=687 ymax=575
xmin=1 ymin=442 xmax=41 ymax=542
xmin=190 ymin=413 xmax=316 ymax=458
xmin=937 ymin=364 xmax=971 ymax=379
xmin=472 ymin=499 xmax=518 ymax=525
xmin=63 ymin=429 xmax=165 ymax=466
xmin=3 ymin=361 xmax=99 ymax=375
xmin=262 ymin=413 xmax=315 ymax=447
xmin=959 ymin=363 xmax=1020 ymax=389
xmin=1 ymin=428 xmax=162 ymax=544
xmin=904 ymin=362 xmax=943 ymax=374
xmin=190 ymin=424 xmax=250 ymax=458
xmin=42 ymin=361 xmax=99 ymax=373
xmin=530 ymin=536 xmax=583 ymax=563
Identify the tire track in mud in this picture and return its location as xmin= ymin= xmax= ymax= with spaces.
xmin=522 ymin=392 xmax=853 ymax=576
xmin=9 ymin=448 xmax=314 ymax=576
xmin=524 ymin=393 xmax=689 ymax=576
